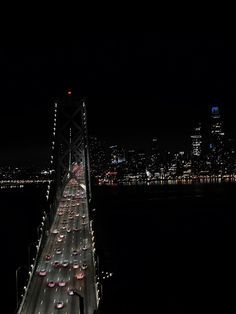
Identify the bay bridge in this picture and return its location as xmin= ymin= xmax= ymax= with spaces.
xmin=16 ymin=92 xmax=101 ymax=314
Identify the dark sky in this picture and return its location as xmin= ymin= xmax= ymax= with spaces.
xmin=0 ymin=31 xmax=236 ymax=165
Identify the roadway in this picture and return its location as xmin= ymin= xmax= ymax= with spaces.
xmin=18 ymin=165 xmax=97 ymax=314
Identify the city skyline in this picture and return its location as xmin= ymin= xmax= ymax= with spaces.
xmin=1 ymin=32 xmax=236 ymax=165
xmin=0 ymin=100 xmax=235 ymax=168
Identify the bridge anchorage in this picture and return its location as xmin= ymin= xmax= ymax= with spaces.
xmin=17 ymin=92 xmax=101 ymax=314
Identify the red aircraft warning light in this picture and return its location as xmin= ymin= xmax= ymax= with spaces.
xmin=67 ymin=89 xmax=72 ymax=95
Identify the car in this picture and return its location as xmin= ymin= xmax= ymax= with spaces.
xmin=82 ymin=245 xmax=88 ymax=251
xmin=58 ymin=281 xmax=66 ymax=287
xmin=81 ymin=263 xmax=88 ymax=270
xmin=55 ymin=301 xmax=64 ymax=309
xmin=72 ymin=261 xmax=80 ymax=269
xmin=72 ymin=249 xmax=78 ymax=256
xmin=62 ymin=260 xmax=69 ymax=267
xmin=56 ymin=248 xmax=62 ymax=254
xmin=45 ymin=254 xmax=51 ymax=261
xmin=52 ymin=229 xmax=58 ymax=234
xmin=53 ymin=261 xmax=60 ymax=268
xmin=68 ymin=289 xmax=74 ymax=296
xmin=38 ymin=269 xmax=47 ymax=276
xmin=75 ymin=271 xmax=85 ymax=280
xmin=47 ymin=281 xmax=56 ymax=288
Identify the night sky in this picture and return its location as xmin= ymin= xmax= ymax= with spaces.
xmin=0 ymin=32 xmax=235 ymax=165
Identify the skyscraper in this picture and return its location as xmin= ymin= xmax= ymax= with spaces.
xmin=89 ymin=136 xmax=109 ymax=180
xmin=148 ymin=137 xmax=161 ymax=175
xmin=190 ymin=123 xmax=203 ymax=175
xmin=191 ymin=123 xmax=202 ymax=157
xmin=209 ymin=106 xmax=225 ymax=173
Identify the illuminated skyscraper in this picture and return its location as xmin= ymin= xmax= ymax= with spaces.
xmin=148 ymin=138 xmax=161 ymax=175
xmin=190 ymin=123 xmax=203 ymax=175
xmin=209 ymin=106 xmax=225 ymax=173
xmin=109 ymin=145 xmax=125 ymax=165
xmin=89 ymin=136 xmax=109 ymax=179
xmin=210 ymin=106 xmax=224 ymax=144
xmin=191 ymin=123 xmax=202 ymax=157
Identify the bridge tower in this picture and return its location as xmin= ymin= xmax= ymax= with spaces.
xmin=51 ymin=90 xmax=92 ymax=214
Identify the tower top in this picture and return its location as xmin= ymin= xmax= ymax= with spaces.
xmin=211 ymin=106 xmax=220 ymax=116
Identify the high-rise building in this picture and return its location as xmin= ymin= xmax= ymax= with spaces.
xmin=89 ymin=136 xmax=109 ymax=179
xmin=209 ymin=106 xmax=225 ymax=173
xmin=148 ymin=137 xmax=161 ymax=175
xmin=191 ymin=123 xmax=202 ymax=157
xmin=109 ymin=145 xmax=125 ymax=165
xmin=210 ymin=106 xmax=224 ymax=145
xmin=124 ymin=149 xmax=138 ymax=176
xmin=190 ymin=123 xmax=203 ymax=175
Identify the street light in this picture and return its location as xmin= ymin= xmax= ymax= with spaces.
xmin=16 ymin=266 xmax=23 ymax=310
xmin=36 ymin=225 xmax=41 ymax=239
xmin=27 ymin=242 xmax=35 ymax=270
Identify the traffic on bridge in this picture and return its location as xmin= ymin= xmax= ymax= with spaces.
xmin=18 ymin=163 xmax=98 ymax=314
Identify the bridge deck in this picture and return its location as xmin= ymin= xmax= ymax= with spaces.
xmin=18 ymin=170 xmax=97 ymax=313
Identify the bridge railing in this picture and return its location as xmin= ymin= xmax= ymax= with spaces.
xmin=16 ymin=210 xmax=51 ymax=313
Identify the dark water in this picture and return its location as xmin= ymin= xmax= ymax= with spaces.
xmin=93 ymin=183 xmax=236 ymax=314
xmin=2 ymin=183 xmax=236 ymax=313
xmin=1 ymin=185 xmax=47 ymax=314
